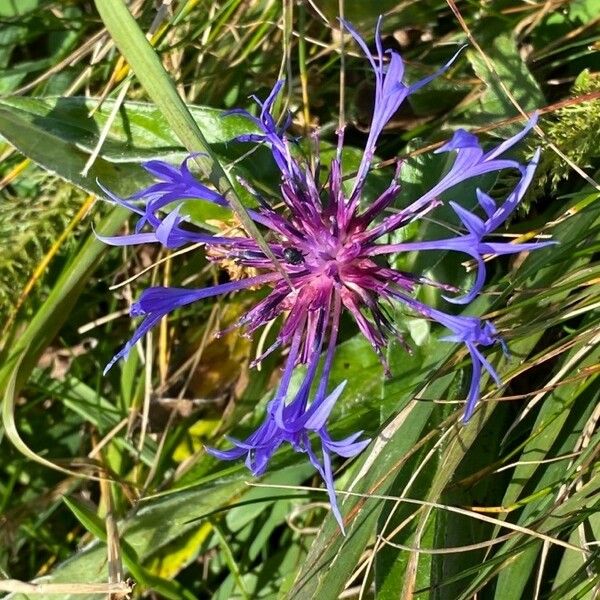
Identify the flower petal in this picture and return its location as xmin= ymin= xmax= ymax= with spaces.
xmin=462 ymin=346 xmax=483 ymax=422
xmin=303 ymin=381 xmax=347 ymax=431
xmin=483 ymin=113 xmax=538 ymax=161
xmin=449 ymin=201 xmax=486 ymax=237
xmin=95 ymin=232 xmax=159 ymax=246
xmin=408 ymin=45 xmax=464 ymax=93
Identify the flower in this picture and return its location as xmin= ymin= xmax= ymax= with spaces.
xmin=99 ymin=19 xmax=552 ymax=529
xmin=207 ymin=294 xmax=369 ymax=532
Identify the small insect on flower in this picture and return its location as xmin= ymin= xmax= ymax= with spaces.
xmin=98 ymin=17 xmax=554 ymax=530
xmin=283 ymin=247 xmax=304 ymax=265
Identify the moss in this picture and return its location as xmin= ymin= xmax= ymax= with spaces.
xmin=529 ymin=70 xmax=600 ymax=201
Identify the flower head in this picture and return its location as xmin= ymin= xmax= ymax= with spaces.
xmin=99 ymin=21 xmax=552 ymax=529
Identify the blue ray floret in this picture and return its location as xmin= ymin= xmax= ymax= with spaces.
xmin=98 ymin=19 xmax=553 ymax=530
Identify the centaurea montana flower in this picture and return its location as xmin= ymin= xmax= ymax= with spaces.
xmin=99 ymin=20 xmax=552 ymax=530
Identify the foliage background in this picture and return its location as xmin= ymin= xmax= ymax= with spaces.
xmin=0 ymin=0 xmax=599 ymax=598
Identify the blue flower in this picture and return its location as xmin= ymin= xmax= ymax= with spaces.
xmin=99 ymin=19 xmax=552 ymax=529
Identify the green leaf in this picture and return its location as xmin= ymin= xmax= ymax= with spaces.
xmin=0 ymin=96 xmax=259 ymax=161
xmin=464 ymin=33 xmax=545 ymax=127
xmin=0 ymin=96 xmax=262 ymax=196
xmin=316 ymin=0 xmax=445 ymax=27
xmin=0 ymin=95 xmax=282 ymax=233
xmin=0 ymin=0 xmax=39 ymax=17
xmin=0 ymin=102 xmax=145 ymax=199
